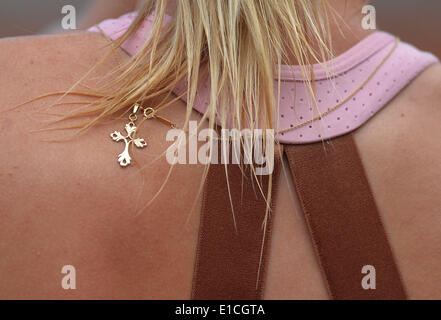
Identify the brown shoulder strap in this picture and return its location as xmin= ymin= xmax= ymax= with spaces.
xmin=284 ymin=133 xmax=407 ymax=299
xmin=191 ymin=146 xmax=282 ymax=300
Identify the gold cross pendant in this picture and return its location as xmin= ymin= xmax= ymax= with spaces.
xmin=110 ymin=104 xmax=176 ymax=168
xmin=110 ymin=122 xmax=147 ymax=167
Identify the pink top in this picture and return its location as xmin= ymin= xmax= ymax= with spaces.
xmin=89 ymin=12 xmax=439 ymax=144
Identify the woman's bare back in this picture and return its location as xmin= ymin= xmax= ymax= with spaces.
xmin=0 ymin=32 xmax=440 ymax=299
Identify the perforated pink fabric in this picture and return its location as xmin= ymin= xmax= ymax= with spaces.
xmin=89 ymin=12 xmax=439 ymax=144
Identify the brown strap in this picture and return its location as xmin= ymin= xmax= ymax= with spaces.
xmin=191 ymin=146 xmax=282 ymax=300
xmin=284 ymin=133 xmax=407 ymax=300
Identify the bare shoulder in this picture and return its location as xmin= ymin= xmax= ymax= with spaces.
xmin=355 ymin=62 xmax=441 ymax=299
xmin=0 ymin=32 xmax=201 ymax=299
xmin=0 ymin=31 xmax=133 ymax=215
xmin=403 ymin=62 xmax=441 ymax=118
xmin=0 ymin=31 xmax=119 ymax=66
xmin=0 ymin=32 xmax=130 ymax=192
xmin=356 ymin=62 xmax=441 ymax=175
xmin=0 ymin=32 xmax=127 ymax=106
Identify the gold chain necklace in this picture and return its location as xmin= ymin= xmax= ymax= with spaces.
xmin=110 ymin=38 xmax=399 ymax=167
xmin=277 ymin=37 xmax=400 ymax=135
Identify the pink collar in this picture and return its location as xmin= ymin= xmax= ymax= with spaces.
xmin=89 ymin=12 xmax=439 ymax=144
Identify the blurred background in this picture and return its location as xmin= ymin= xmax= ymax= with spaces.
xmin=0 ymin=0 xmax=440 ymax=58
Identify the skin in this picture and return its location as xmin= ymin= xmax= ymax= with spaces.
xmin=0 ymin=1 xmax=440 ymax=299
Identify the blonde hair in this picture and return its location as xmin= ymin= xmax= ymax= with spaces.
xmin=18 ymin=1 xmax=335 ymax=214
xmin=62 ymin=0 xmax=333 ymax=136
